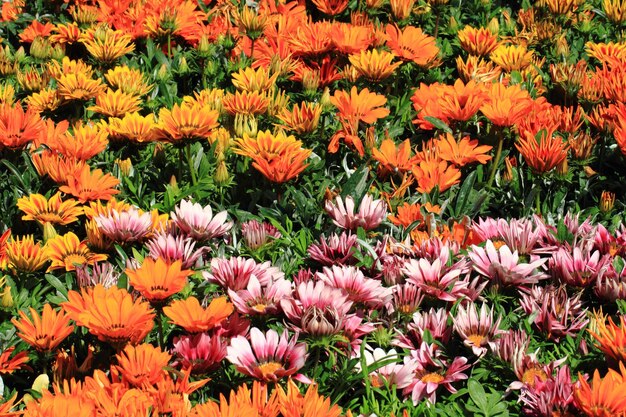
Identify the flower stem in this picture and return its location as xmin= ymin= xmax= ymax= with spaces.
xmin=186 ymin=143 xmax=197 ymax=186
xmin=535 ymin=185 xmax=541 ymax=215
xmin=487 ymin=128 xmax=504 ymax=189
xmin=157 ymin=309 xmax=165 ymax=349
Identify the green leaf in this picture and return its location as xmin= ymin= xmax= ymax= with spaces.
xmin=44 ymin=274 xmax=68 ymax=300
xmin=423 ymin=116 xmax=453 ymax=134
xmin=340 ymin=164 xmax=371 ymax=205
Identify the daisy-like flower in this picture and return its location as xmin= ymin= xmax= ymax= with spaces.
xmin=228 ymin=275 xmax=292 ymax=316
xmin=574 ymin=364 xmax=626 ymax=416
xmin=480 ymin=83 xmax=534 ymax=127
xmin=452 ymin=302 xmax=504 ymax=356
xmin=11 ymin=304 xmax=74 ymax=353
xmin=388 ymin=283 xmax=424 ymax=315
xmin=468 ymin=240 xmax=547 ymax=288
xmin=520 ymin=364 xmax=576 ymax=417
xmin=349 ymin=49 xmax=402 ymax=82
xmin=404 ymin=342 xmax=470 ymax=405
xmin=275 ymin=102 xmax=322 ymax=135
xmin=56 ymin=72 xmax=107 ymax=103
xmin=226 ymin=327 xmax=307 ymax=382
xmin=240 ymin=220 xmax=282 ymax=250
xmin=325 ymin=194 xmax=387 ymax=231
xmin=231 ymin=66 xmax=278 ymax=93
xmin=171 ymin=199 xmax=232 ymax=242
xmin=4 ymin=235 xmax=48 ymax=272
xmin=457 ymin=26 xmax=500 ymax=56
xmin=106 ymin=112 xmax=160 ymax=143
xmin=516 ymin=129 xmax=569 ymax=174
xmin=44 ymin=232 xmax=107 ymax=272
xmin=126 ymin=258 xmax=192 ymax=305
xmin=0 ymin=101 xmax=44 ymax=149
xmin=223 ymin=90 xmax=270 ymax=116
xmin=79 ymin=26 xmax=135 ymax=63
xmin=172 ymin=332 xmax=227 ymax=374
xmin=385 ymin=24 xmax=439 ymax=66
xmin=115 ymin=343 xmax=170 ymax=387
xmin=75 ymin=262 xmax=120 ymax=289
xmin=59 ymin=165 xmax=120 ymax=203
xmin=163 ymin=296 xmax=233 ymax=334
xmin=203 ymin=256 xmax=283 ymax=291
xmin=520 ymin=285 xmax=588 ymax=342
xmin=146 ymin=231 xmax=206 ymax=270
xmin=394 ymin=307 xmax=452 ymax=350
xmin=95 ymin=207 xmax=153 ymax=244
xmin=355 ymin=346 xmax=416 ymax=390
xmin=316 ymin=265 xmax=392 ymax=308
xmin=402 ymin=257 xmax=468 ymax=302
xmin=550 ymin=245 xmax=610 ymax=288
xmin=88 ymin=89 xmax=142 ymax=117
xmin=158 ymin=102 xmax=221 ymax=143
xmin=372 ymin=138 xmax=420 ymax=177
xmin=105 ymin=66 xmax=153 ymax=97
xmin=17 ymin=192 xmax=83 ymax=226
xmin=435 ymin=133 xmax=492 ymax=167
xmin=308 ymin=232 xmax=359 ymax=266
xmin=62 ymin=285 xmax=155 ymax=349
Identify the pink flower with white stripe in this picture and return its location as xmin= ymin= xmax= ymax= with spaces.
xmin=228 ymin=275 xmax=292 ymax=316
xmin=226 ymin=327 xmax=307 ymax=382
xmin=95 ymin=207 xmax=152 ymax=243
xmin=355 ymin=346 xmax=416 ymax=390
xmin=452 ymin=302 xmax=505 ymax=356
xmin=203 ymin=256 xmax=284 ymax=291
xmin=146 ymin=231 xmax=206 ymax=269
xmin=394 ymin=307 xmax=452 ymax=350
xmin=402 ymin=258 xmax=468 ymax=302
xmin=316 ymin=265 xmax=392 ymax=308
xmin=171 ymin=199 xmax=232 ymax=241
xmin=325 ymin=194 xmax=387 ymax=231
xmin=550 ymin=245 xmax=610 ymax=288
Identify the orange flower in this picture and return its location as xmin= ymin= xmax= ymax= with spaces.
xmin=589 ymin=314 xmax=626 ymax=365
xmin=17 ymin=192 xmax=83 ymax=226
xmin=0 ymin=346 xmax=29 ymax=375
xmin=515 ymin=129 xmax=569 ymax=174
xmin=11 ymin=304 xmax=74 ymax=352
xmin=49 ymin=22 xmax=81 ymax=45
xmin=232 ymin=67 xmax=279 ymax=93
xmin=457 ymin=26 xmax=500 ymax=56
xmin=31 ymin=151 xmax=86 ymax=185
xmin=59 ymin=165 xmax=120 ymax=203
xmin=115 ymin=343 xmax=171 ymax=387
xmin=490 ymin=44 xmax=534 ymax=72
xmin=223 ymin=90 xmax=270 ymax=116
xmin=106 ymin=112 xmax=161 ymax=143
xmin=389 ymin=0 xmax=415 ymax=20
xmin=330 ymin=23 xmax=373 ymax=55
xmin=0 ymin=102 xmax=44 ymax=149
xmin=310 ymin=0 xmax=349 ymax=15
xmin=411 ymin=82 xmax=450 ymax=129
xmin=0 ymin=229 xmax=9 ymax=270
xmin=413 ymin=160 xmax=461 ymax=194
xmin=105 ymin=65 xmax=153 ymax=97
xmin=388 ymin=202 xmax=441 ymax=227
xmin=348 ymin=49 xmax=402 ymax=82
xmin=4 ymin=235 xmax=48 ymax=272
xmin=25 ymin=88 xmax=61 ymax=114
xmin=158 ymin=103 xmax=220 ymax=143
xmin=44 ymin=232 xmax=107 ymax=272
xmin=456 ymin=55 xmax=502 ymax=84
xmin=480 ymin=83 xmax=533 ymax=127
xmin=79 ymin=25 xmax=135 ymax=63
xmin=62 ymin=285 xmax=155 ymax=348
xmin=276 ymin=102 xmax=322 ymax=134
xmin=163 ymin=296 xmax=233 ymax=333
xmin=276 ymin=379 xmax=344 ymax=417
xmin=49 ymin=122 xmax=109 ymax=160
xmin=88 ymin=89 xmax=142 ymax=118
xmin=574 ymin=366 xmax=626 ymax=416
xmin=372 ymin=138 xmax=419 ymax=176
xmin=438 ymin=79 xmax=488 ymax=122
xmin=288 ymin=21 xmax=333 ymax=58
xmin=329 ymin=86 xmax=389 ymax=155
xmin=435 ymin=133 xmax=493 ymax=166
xmin=234 ymin=130 xmax=312 ymax=183
xmin=385 ymin=24 xmax=439 ymax=66
xmin=18 ymin=20 xmax=54 ymax=43
xmin=126 ymin=258 xmax=192 ymax=304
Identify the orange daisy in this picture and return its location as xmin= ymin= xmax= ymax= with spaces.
xmin=4 ymin=235 xmax=47 ymax=272
xmin=490 ymin=44 xmax=534 ymax=72
xmin=104 ymin=65 xmax=153 ymax=97
xmin=385 ymin=24 xmax=439 ymax=66
xmin=438 ymin=79 xmax=488 ymax=122
xmin=480 ymin=83 xmax=534 ymax=127
xmin=115 ymin=343 xmax=170 ymax=387
xmin=435 ymin=133 xmax=493 ymax=167
xmin=413 ymin=160 xmax=462 ymax=194
xmin=59 ymin=165 xmax=120 ymax=203
xmin=126 ymin=258 xmax=192 ymax=305
xmin=106 ymin=112 xmax=160 ymax=143
xmin=163 ymin=296 xmax=233 ymax=333
xmin=275 ymin=102 xmax=322 ymax=134
xmin=232 ymin=67 xmax=279 ymax=93
xmin=223 ymin=90 xmax=270 ymax=116
xmin=515 ymin=129 xmax=569 ymax=174
xmin=88 ymin=89 xmax=142 ymax=118
xmin=11 ymin=304 xmax=74 ymax=352
xmin=348 ymin=49 xmax=402 ymax=82
xmin=457 ymin=26 xmax=500 ymax=57
xmin=49 ymin=122 xmax=109 ymax=160
xmin=388 ymin=201 xmax=441 ymax=227
xmin=56 ymin=72 xmax=106 ymax=102
xmin=372 ymin=138 xmax=419 ymax=176
xmin=79 ymin=25 xmax=135 ymax=63
xmin=589 ymin=314 xmax=626 ymax=365
xmin=0 ymin=102 xmax=44 ymax=150
xmin=574 ymin=366 xmax=626 ymax=416
xmin=330 ymin=23 xmax=373 ymax=55
xmin=44 ymin=231 xmax=107 ymax=272
xmin=158 ymin=103 xmax=220 ymax=143
xmin=17 ymin=192 xmax=83 ymax=226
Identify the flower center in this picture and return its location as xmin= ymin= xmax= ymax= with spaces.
xmin=258 ymin=361 xmax=283 ymax=378
xmin=421 ymin=372 xmax=445 ymax=384
xmin=521 ymin=367 xmax=548 ymax=387
xmin=466 ymin=334 xmax=486 ymax=347
xmin=251 ymin=303 xmax=267 ymax=313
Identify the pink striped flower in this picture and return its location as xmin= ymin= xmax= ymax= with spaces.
xmin=171 ymin=199 xmax=232 ymax=241
xmin=402 ymin=257 xmax=468 ymax=302
xmin=241 ymin=220 xmax=281 ymax=249
xmin=146 ymin=231 xmax=205 ymax=269
xmin=394 ymin=307 xmax=451 ymax=350
xmin=549 ymin=245 xmax=610 ymax=288
xmin=203 ymin=256 xmax=283 ymax=291
xmin=355 ymin=346 xmax=416 ymax=390
xmin=308 ymin=232 xmax=358 ymax=266
xmin=226 ymin=328 xmax=307 ymax=382
xmin=172 ymin=332 xmax=227 ymax=374
xmin=316 ymin=265 xmax=392 ymax=308
xmin=95 ymin=207 xmax=152 ymax=243
xmin=452 ymin=302 xmax=504 ymax=356
xmin=228 ymin=275 xmax=292 ymax=315
xmin=325 ymin=194 xmax=387 ymax=231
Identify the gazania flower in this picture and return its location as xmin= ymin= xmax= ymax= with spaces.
xmin=204 ymin=256 xmax=283 ymax=291
xmin=17 ymin=192 xmax=83 ymax=226
xmin=234 ymin=130 xmax=312 ymax=183
xmin=480 ymin=83 xmax=533 ymax=127
xmin=402 ymin=257 xmax=468 ymax=302
xmin=18 ymin=20 xmax=54 ymax=43
xmin=452 ymin=303 xmax=504 ymax=356
xmin=105 ymin=66 xmax=153 ymax=97
xmin=457 ymin=26 xmax=500 ymax=56
xmin=516 ymin=129 xmax=569 ymax=174
xmin=126 ymin=258 xmax=192 ymax=304
xmin=388 ymin=202 xmax=440 ymax=228
xmin=456 ymin=55 xmax=503 ymax=84
xmin=0 ymin=102 xmax=44 ymax=149
xmin=95 ymin=207 xmax=153 ymax=244
xmin=348 ymin=49 xmax=402 ymax=82
xmin=0 ymin=346 xmax=29 ymax=375
xmin=44 ymin=232 xmax=107 ymax=272
xmin=308 ymin=232 xmax=358 ymax=266
xmin=317 ymin=265 xmax=392 ymax=308
xmin=145 ymin=231 xmax=205 ymax=270
xmin=56 ymin=72 xmax=106 ymax=102
xmin=310 ymin=0 xmax=349 ymax=15
xmin=80 ymin=26 xmax=135 ymax=63
xmin=49 ymin=22 xmax=81 ymax=45
xmin=232 ymin=67 xmax=278 ymax=93
xmin=49 ymin=122 xmax=108 ymax=161
xmin=62 ymin=285 xmax=155 ymax=348
xmin=240 ymin=220 xmax=282 ymax=250
xmin=223 ymin=90 xmax=270 ymax=116
xmin=436 ymin=133 xmax=492 ymax=167
xmin=325 ymin=194 xmax=387 ymax=231
xmin=394 ymin=308 xmax=452 ymax=349
xmin=574 ymin=366 xmax=626 ymax=416
xmin=88 ymin=89 xmax=142 ymax=117
xmin=330 ymin=22 xmax=373 ymax=55
xmin=275 ymin=102 xmax=322 ymax=134
xmin=412 ymin=160 xmax=462 ymax=194
xmin=468 ymin=240 xmax=546 ymax=288
xmin=163 ymin=296 xmax=233 ymax=333
xmin=356 ymin=347 xmax=416 ymax=390
xmin=389 ymin=0 xmax=415 ymax=21
xmin=106 ymin=112 xmax=160 ymax=143
xmin=372 ymin=138 xmax=419 ymax=176
xmin=229 ymin=275 xmax=292 ymax=316
xmin=589 ymin=314 xmax=626 ymax=366
xmin=11 ymin=304 xmax=74 ymax=352
xmin=4 ymin=235 xmax=48 ymax=272
xmin=490 ymin=44 xmax=534 ymax=72
xmin=385 ymin=25 xmax=439 ymax=66
xmin=438 ymin=79 xmax=489 ymax=122
xmin=158 ymin=103 xmax=220 ymax=143
xmin=115 ymin=343 xmax=170 ymax=387
xmin=75 ymin=262 xmax=120 ymax=289
xmin=172 ymin=333 xmax=227 ymax=374
xmin=603 ymin=0 xmax=626 ymax=24
xmin=550 ymin=245 xmax=609 ymax=288
xmin=59 ymin=165 xmax=120 ymax=203
xmin=227 ymin=328 xmax=307 ymax=382
xmin=171 ymin=199 xmax=232 ymax=241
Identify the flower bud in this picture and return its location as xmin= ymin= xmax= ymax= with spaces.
xmin=42 ymin=222 xmax=57 ymax=243
xmin=600 ymin=191 xmax=616 ymax=213
xmin=302 ymin=306 xmax=342 ymax=337
xmin=214 ymin=160 xmax=229 ymax=185
xmin=115 ymin=158 xmax=133 ymax=177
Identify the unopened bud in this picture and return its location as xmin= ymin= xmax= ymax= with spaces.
xmin=42 ymin=222 xmax=57 ymax=243
xmin=214 ymin=160 xmax=229 ymax=185
xmin=600 ymin=191 xmax=616 ymax=213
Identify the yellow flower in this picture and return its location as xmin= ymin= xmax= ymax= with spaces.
xmin=88 ymin=89 xmax=142 ymax=117
xmin=17 ymin=192 xmax=83 ymax=226
xmin=44 ymin=232 xmax=107 ymax=272
xmin=348 ymin=49 xmax=402 ymax=82
xmin=5 ymin=235 xmax=48 ymax=272
xmin=79 ymin=25 xmax=135 ymax=63
xmin=490 ymin=44 xmax=534 ymax=72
